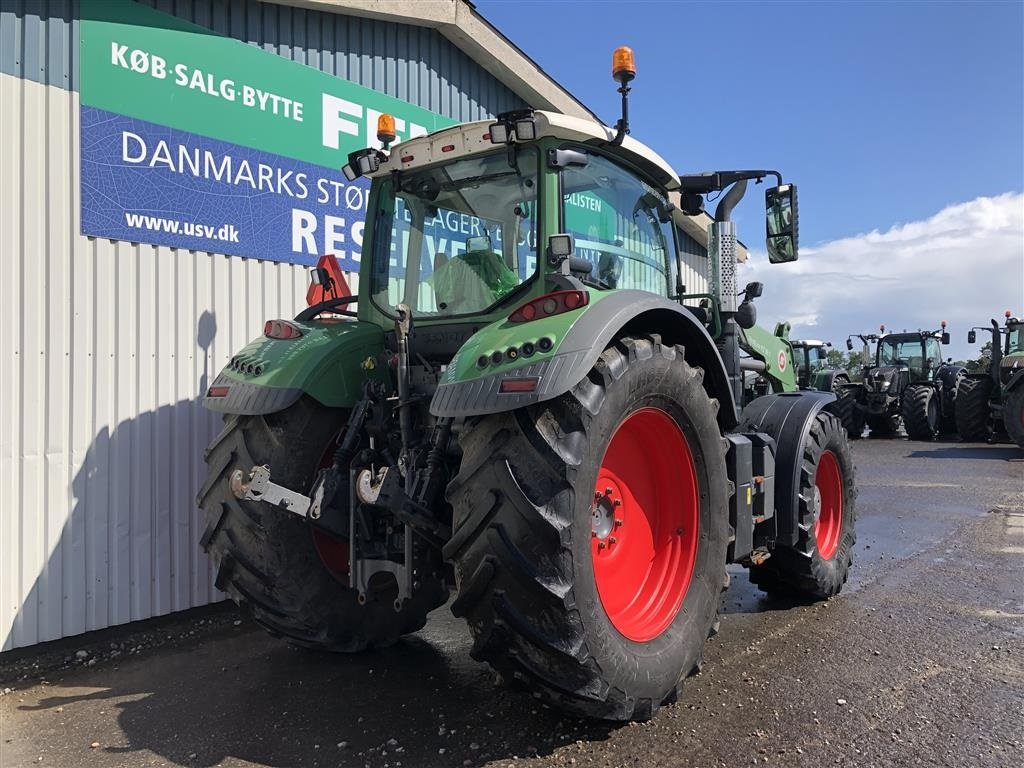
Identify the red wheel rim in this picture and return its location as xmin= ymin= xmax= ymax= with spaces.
xmin=591 ymin=408 xmax=699 ymax=642
xmin=814 ymin=450 xmax=843 ymax=561
xmin=311 ymin=438 xmax=350 ymax=579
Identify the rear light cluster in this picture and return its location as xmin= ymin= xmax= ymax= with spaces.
xmin=229 ymin=357 xmax=266 ymax=377
xmin=264 ymin=319 xmax=303 ymax=340
xmin=477 ymin=337 xmax=553 ymax=369
xmin=508 ymin=291 xmax=588 ymax=323
xmin=206 ymin=386 xmax=230 ymax=398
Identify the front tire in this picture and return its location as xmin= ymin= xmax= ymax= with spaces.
xmin=955 ymin=377 xmax=994 ymax=441
xmin=749 ymin=412 xmax=857 ymax=598
xmin=444 ymin=336 xmax=729 ymax=721
xmin=198 ymin=398 xmax=448 ymax=652
xmin=831 ymin=386 xmax=863 ymax=439
xmin=902 ymin=384 xmax=940 ymax=441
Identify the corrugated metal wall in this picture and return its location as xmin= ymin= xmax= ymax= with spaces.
xmin=0 ymin=0 xmax=526 ymax=651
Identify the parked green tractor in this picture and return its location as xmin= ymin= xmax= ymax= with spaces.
xmin=956 ymin=312 xmax=1024 ymax=447
xmin=199 ymin=49 xmax=857 ymax=721
xmin=736 ymin=314 xmax=852 ymax=432
xmin=839 ymin=324 xmax=963 ymax=440
xmin=791 ymin=339 xmax=850 ymax=393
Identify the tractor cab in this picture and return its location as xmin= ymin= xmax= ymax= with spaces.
xmin=791 ymin=340 xmax=830 ymax=388
xmin=875 ymin=324 xmax=949 ymax=383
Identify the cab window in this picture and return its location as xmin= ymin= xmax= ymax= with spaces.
xmin=559 ymin=151 xmax=673 ymax=296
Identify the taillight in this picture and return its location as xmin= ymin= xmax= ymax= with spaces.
xmin=508 ymin=291 xmax=589 ymax=323
xmin=207 ymin=386 xmax=230 ymax=398
xmin=264 ymin=319 xmax=303 ymax=340
xmin=499 ymin=377 xmax=539 ymax=394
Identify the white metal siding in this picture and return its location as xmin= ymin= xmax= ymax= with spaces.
xmin=0 ymin=72 xmax=315 ymax=650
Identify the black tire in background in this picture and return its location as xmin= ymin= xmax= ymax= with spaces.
xmin=444 ymin=336 xmax=729 ymax=721
xmin=198 ymin=397 xmax=448 ymax=651
xmin=954 ymin=377 xmax=994 ymax=442
xmin=902 ymin=384 xmax=940 ymax=441
xmin=749 ymin=412 xmax=857 ymax=598
xmin=1003 ymin=385 xmax=1024 ymax=448
xmin=866 ymin=411 xmax=900 ymax=438
xmin=830 ymin=386 xmax=863 ymax=439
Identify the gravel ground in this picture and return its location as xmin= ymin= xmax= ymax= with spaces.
xmin=1 ymin=437 xmax=1021 ymax=768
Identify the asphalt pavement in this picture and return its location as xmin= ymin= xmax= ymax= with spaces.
xmin=2 ymin=437 xmax=1022 ymax=768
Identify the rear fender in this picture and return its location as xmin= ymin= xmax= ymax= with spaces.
xmin=203 ymin=320 xmax=387 ymax=415
xmin=1003 ymin=368 xmax=1024 ymax=392
xmin=739 ymin=391 xmax=835 ymax=548
xmin=811 ymin=369 xmax=846 ymax=393
xmin=430 ymin=290 xmax=737 ymax=430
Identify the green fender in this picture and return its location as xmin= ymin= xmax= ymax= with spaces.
xmin=430 ymin=289 xmax=737 ymax=429
xmin=203 ymin=319 xmax=388 ymax=415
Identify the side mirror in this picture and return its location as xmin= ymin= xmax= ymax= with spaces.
xmin=941 ymin=332 xmax=950 ymax=345
xmin=846 ymin=338 xmax=854 ymax=351
xmin=968 ymin=330 xmax=976 ymax=344
xmin=743 ymin=281 xmax=764 ymax=299
xmin=736 ymin=299 xmax=757 ymax=329
xmin=765 ymin=184 xmax=799 ymax=263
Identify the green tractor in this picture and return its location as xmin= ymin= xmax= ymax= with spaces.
xmin=735 ymin=312 xmax=850 ymax=423
xmin=199 ymin=50 xmax=857 ymax=721
xmin=791 ymin=339 xmax=850 ymax=393
xmin=839 ymin=324 xmax=964 ymax=440
xmin=956 ymin=312 xmax=1024 ymax=447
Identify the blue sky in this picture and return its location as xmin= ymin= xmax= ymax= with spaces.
xmin=477 ymin=0 xmax=1023 ymax=246
xmin=478 ymin=1 xmax=1024 ymax=359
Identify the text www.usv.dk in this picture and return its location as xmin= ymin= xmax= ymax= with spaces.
xmin=124 ymin=212 xmax=240 ymax=242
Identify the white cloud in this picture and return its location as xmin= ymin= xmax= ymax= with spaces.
xmin=740 ymin=192 xmax=1024 ymax=361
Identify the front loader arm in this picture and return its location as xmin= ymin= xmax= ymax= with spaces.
xmin=739 ymin=324 xmax=798 ymax=393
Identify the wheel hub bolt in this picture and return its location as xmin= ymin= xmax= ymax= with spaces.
xmin=614 ymin=519 xmax=623 ymax=527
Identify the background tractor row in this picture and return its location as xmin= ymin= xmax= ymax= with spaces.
xmin=836 ymin=324 xmax=964 ymax=440
xmin=198 ymin=50 xmax=857 ymax=722
xmin=956 ymin=312 xmax=1024 ymax=447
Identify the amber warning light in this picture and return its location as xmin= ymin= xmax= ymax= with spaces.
xmin=612 ymin=46 xmax=636 ymax=82
xmin=377 ymin=113 xmax=397 ymax=148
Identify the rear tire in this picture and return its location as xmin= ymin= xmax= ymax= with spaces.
xmin=749 ymin=412 xmax=856 ymax=598
xmin=954 ymin=377 xmax=993 ymax=441
xmin=1003 ymin=386 xmax=1024 ymax=448
xmin=198 ymin=398 xmax=448 ymax=652
xmin=445 ymin=336 xmax=729 ymax=721
xmin=902 ymin=384 xmax=940 ymax=441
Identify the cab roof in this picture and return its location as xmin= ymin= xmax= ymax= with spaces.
xmin=370 ymin=110 xmax=681 ymax=191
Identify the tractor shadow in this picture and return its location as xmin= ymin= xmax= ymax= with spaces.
xmin=906 ymin=445 xmax=1022 ymax=461
xmin=16 ymin=610 xmax=615 ymax=767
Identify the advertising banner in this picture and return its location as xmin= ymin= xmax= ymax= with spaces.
xmin=79 ymin=0 xmax=456 ymax=269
